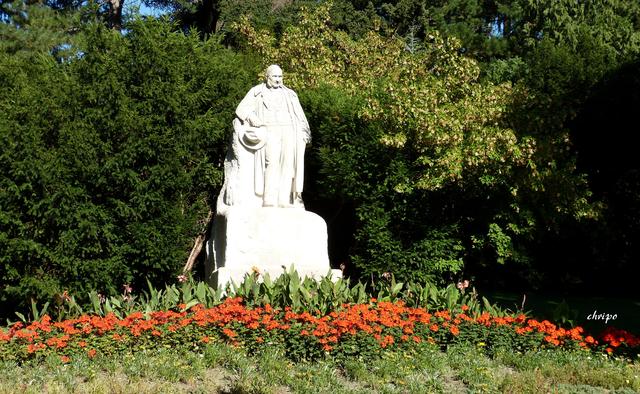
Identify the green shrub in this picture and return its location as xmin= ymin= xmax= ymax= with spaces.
xmin=0 ymin=18 xmax=257 ymax=317
xmin=301 ymin=85 xmax=466 ymax=285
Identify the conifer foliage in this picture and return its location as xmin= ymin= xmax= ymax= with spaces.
xmin=0 ymin=19 xmax=254 ymax=314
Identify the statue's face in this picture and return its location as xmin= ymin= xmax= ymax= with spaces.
xmin=266 ymin=68 xmax=283 ymax=88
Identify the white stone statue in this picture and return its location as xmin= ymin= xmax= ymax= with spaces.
xmin=207 ymin=65 xmax=340 ymax=288
xmin=218 ymin=64 xmax=310 ymax=211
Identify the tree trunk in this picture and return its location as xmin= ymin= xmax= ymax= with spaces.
xmin=106 ymin=0 xmax=123 ymax=30
xmin=197 ymin=0 xmax=220 ymax=37
xmin=183 ymin=210 xmax=213 ymax=273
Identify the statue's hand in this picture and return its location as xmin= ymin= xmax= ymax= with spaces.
xmin=246 ymin=113 xmax=263 ymax=127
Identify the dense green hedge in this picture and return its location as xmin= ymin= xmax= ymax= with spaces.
xmin=301 ymin=86 xmax=464 ymax=284
xmin=0 ymin=19 xmax=257 ymax=314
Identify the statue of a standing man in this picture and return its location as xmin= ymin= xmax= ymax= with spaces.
xmin=235 ymin=65 xmax=311 ymax=207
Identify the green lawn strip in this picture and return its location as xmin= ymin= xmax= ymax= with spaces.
xmin=0 ymin=343 xmax=462 ymax=393
xmin=494 ymin=348 xmax=640 ymax=392
xmin=0 ymin=348 xmax=230 ymax=394
xmin=445 ymin=343 xmax=514 ymax=392
xmin=340 ymin=343 xmax=466 ymax=393
xmin=215 ymin=344 xmax=354 ymax=393
xmin=1 ymin=344 xmax=639 ymax=393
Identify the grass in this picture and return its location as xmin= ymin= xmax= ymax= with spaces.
xmin=1 ymin=343 xmax=638 ymax=393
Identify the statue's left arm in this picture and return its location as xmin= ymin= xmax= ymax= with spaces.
xmin=290 ymin=90 xmax=311 ymax=144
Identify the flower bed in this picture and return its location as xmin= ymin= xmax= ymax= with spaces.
xmin=1 ymin=297 xmax=638 ymax=363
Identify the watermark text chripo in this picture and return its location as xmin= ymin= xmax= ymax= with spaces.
xmin=586 ymin=310 xmax=617 ymax=324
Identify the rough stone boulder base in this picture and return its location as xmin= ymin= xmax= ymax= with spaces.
xmin=207 ymin=207 xmax=338 ymax=288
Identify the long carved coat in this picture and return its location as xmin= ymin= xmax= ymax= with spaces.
xmin=235 ymin=83 xmax=310 ymax=199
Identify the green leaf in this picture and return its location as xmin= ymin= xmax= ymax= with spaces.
xmin=14 ymin=312 xmax=26 ymax=323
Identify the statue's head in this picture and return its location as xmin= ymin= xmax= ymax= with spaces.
xmin=265 ymin=64 xmax=283 ymax=88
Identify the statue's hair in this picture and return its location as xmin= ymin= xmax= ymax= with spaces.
xmin=265 ymin=64 xmax=282 ymax=79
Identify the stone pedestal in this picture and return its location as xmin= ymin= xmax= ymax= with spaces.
xmin=206 ymin=207 xmax=340 ymax=288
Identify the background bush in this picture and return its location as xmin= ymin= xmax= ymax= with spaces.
xmin=0 ymin=18 xmax=257 ymax=315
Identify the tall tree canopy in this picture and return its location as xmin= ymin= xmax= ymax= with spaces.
xmin=0 ymin=19 xmax=257 ymax=314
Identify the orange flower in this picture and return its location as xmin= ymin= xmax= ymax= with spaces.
xmin=60 ymin=355 xmax=71 ymax=363
xmin=450 ymin=325 xmax=460 ymax=336
xmin=435 ymin=311 xmax=451 ymax=321
xmin=0 ymin=331 xmax=11 ymax=342
xmin=222 ymin=328 xmax=237 ymax=338
xmin=492 ymin=317 xmax=507 ymax=326
xmin=379 ymin=335 xmax=394 ymax=348
xmin=429 ymin=324 xmax=439 ymax=332
xmin=544 ymin=335 xmax=560 ymax=346
xmin=87 ymin=349 xmax=97 ymax=358
xmin=26 ymin=343 xmax=45 ymax=353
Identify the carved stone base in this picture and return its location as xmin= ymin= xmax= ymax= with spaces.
xmin=206 ymin=207 xmax=341 ymax=288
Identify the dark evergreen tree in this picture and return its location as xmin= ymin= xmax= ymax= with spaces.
xmin=0 ymin=18 xmax=257 ymax=317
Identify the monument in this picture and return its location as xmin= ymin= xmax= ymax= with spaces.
xmin=206 ymin=65 xmax=340 ymax=288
